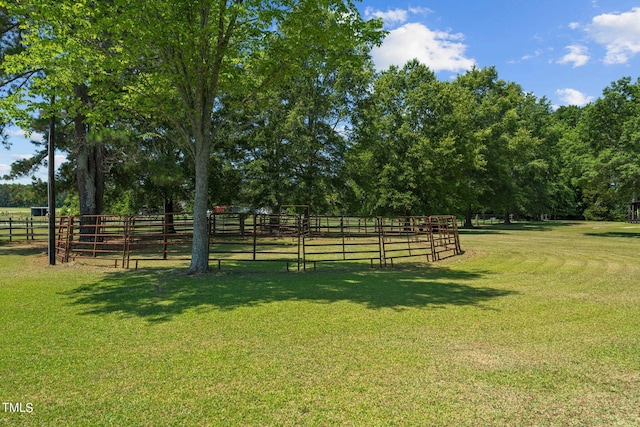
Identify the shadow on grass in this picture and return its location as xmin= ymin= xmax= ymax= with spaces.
xmin=0 ymin=241 xmax=47 ymax=256
xmin=461 ymin=221 xmax=582 ymax=234
xmin=63 ymin=265 xmax=515 ymax=322
xmin=584 ymin=231 xmax=640 ymax=239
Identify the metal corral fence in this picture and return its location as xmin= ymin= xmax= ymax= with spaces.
xmin=0 ymin=217 xmax=49 ymax=241
xmin=53 ymin=213 xmax=461 ymax=269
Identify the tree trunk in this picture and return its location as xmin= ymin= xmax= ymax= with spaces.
xmin=164 ymin=197 xmax=176 ymax=234
xmin=504 ymin=211 xmax=512 ymax=225
xmin=188 ymin=134 xmax=211 ymax=274
xmin=463 ymin=205 xmax=474 ymax=228
xmin=74 ymin=85 xmax=104 ymax=241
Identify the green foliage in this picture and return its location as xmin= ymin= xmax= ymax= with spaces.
xmin=222 ymin=6 xmax=381 ymax=214
xmin=348 ymin=61 xmax=445 ymax=215
xmin=59 ymin=192 xmax=80 ymax=216
xmin=565 ymin=77 xmax=640 ymax=220
xmin=0 ymin=183 xmax=42 ymax=207
xmin=346 ymin=64 xmax=570 ymax=221
xmin=107 ymin=189 xmax=138 ymax=215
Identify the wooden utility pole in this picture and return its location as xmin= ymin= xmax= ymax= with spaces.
xmin=48 ymin=95 xmax=56 ymax=265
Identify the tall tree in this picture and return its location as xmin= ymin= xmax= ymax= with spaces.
xmin=455 ymin=67 xmax=566 ymax=224
xmin=227 ymin=9 xmax=378 ymax=214
xmin=348 ymin=61 xmax=446 ymax=215
xmin=573 ymin=77 xmax=640 ymax=220
xmin=510 ymin=94 xmax=573 ymax=219
xmin=110 ymin=0 xmax=383 ymax=272
xmin=348 ymin=61 xmax=488 ymax=217
xmin=0 ymin=0 xmax=132 ymax=230
xmin=0 ymin=5 xmax=25 ymax=143
xmin=555 ymin=105 xmax=589 ymax=218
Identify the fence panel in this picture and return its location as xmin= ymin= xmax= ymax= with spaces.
xmin=53 ymin=213 xmax=461 ymax=269
xmin=428 ymin=216 xmax=461 ymax=261
xmin=0 ymin=217 xmax=49 ymax=242
xmin=124 ymin=214 xmax=194 ymax=267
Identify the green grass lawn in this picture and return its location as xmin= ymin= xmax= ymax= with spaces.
xmin=1 ymin=221 xmax=639 ymax=426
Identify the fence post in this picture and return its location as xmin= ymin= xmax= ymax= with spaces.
xmin=123 ymin=216 xmax=131 ymax=268
xmin=64 ymin=216 xmax=73 ymax=263
xmin=428 ymin=216 xmax=437 ymax=262
xmin=377 ymin=216 xmax=384 ymax=267
xmin=302 ymin=222 xmax=307 ymax=270
xmin=163 ymin=214 xmax=168 ymax=260
xmin=253 ymin=214 xmax=257 ymax=261
xmin=9 ymin=217 xmax=12 ymax=242
xmin=297 ymin=215 xmax=301 ymax=271
xmin=206 ymin=213 xmax=211 ymax=257
xmin=341 ymin=216 xmax=346 ymax=260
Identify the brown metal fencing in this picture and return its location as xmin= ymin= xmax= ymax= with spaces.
xmin=54 ymin=213 xmax=461 ymax=269
xmin=55 ymin=214 xmax=195 ymax=268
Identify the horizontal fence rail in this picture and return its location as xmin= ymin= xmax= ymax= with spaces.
xmin=50 ymin=213 xmax=462 ymax=269
xmin=0 ymin=217 xmax=49 ymax=242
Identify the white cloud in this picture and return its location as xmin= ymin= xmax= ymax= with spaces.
xmin=556 ymin=88 xmax=594 ymax=106
xmin=0 ymin=164 xmax=10 ymax=174
xmin=7 ymin=128 xmax=44 ymax=142
xmin=521 ymin=49 xmax=543 ymax=61
xmin=371 ymin=23 xmax=475 ymax=72
xmin=364 ymin=7 xmax=408 ymax=26
xmin=557 ymin=45 xmax=590 ymax=67
xmin=568 ymin=22 xmax=581 ymax=30
xmin=7 ymin=129 xmax=26 ymax=138
xmin=54 ymin=154 xmax=67 ymax=165
xmin=408 ymin=7 xmax=432 ymax=16
xmin=587 ymin=7 xmax=640 ymax=64
xmin=364 ymin=7 xmax=433 ymax=28
xmin=11 ymin=154 xmax=34 ymax=161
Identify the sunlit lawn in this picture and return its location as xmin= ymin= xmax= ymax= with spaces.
xmin=0 ymin=207 xmax=33 ymax=218
xmin=1 ymin=221 xmax=639 ymax=426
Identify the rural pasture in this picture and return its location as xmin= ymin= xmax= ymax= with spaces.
xmin=1 ymin=221 xmax=639 ymax=426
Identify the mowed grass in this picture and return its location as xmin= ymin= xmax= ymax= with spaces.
xmin=0 ymin=221 xmax=639 ymax=426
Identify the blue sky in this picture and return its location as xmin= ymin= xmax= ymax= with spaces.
xmin=361 ymin=0 xmax=640 ymax=105
xmin=2 ymin=0 xmax=640 ymax=184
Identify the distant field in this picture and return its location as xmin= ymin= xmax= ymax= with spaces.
xmin=0 ymin=208 xmax=48 ymax=242
xmin=0 ymin=207 xmax=33 ymax=218
xmin=0 ymin=221 xmax=638 ymax=426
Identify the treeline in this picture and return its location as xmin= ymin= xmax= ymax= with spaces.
xmin=1 ymin=2 xmax=638 ymax=270
xmin=5 ymin=64 xmax=636 ymax=222
xmin=0 ymin=181 xmax=67 ymax=209
xmin=0 ymin=183 xmax=44 ymax=207
xmin=225 ymin=63 xmax=639 ymax=224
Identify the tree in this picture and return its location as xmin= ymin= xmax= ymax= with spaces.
xmin=454 ymin=67 xmax=567 ymax=224
xmin=454 ymin=67 xmax=520 ymax=224
xmin=572 ymin=77 xmax=640 ymax=220
xmin=102 ymin=125 xmax=189 ymax=216
xmin=510 ymin=94 xmax=576 ymax=219
xmin=226 ymin=10 xmax=378 ymax=214
xmin=347 ymin=61 xmax=488 ymax=217
xmin=0 ymin=183 xmax=44 ymax=207
xmin=0 ymin=0 xmax=135 ymax=235
xmin=108 ymin=0 xmax=383 ymax=272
